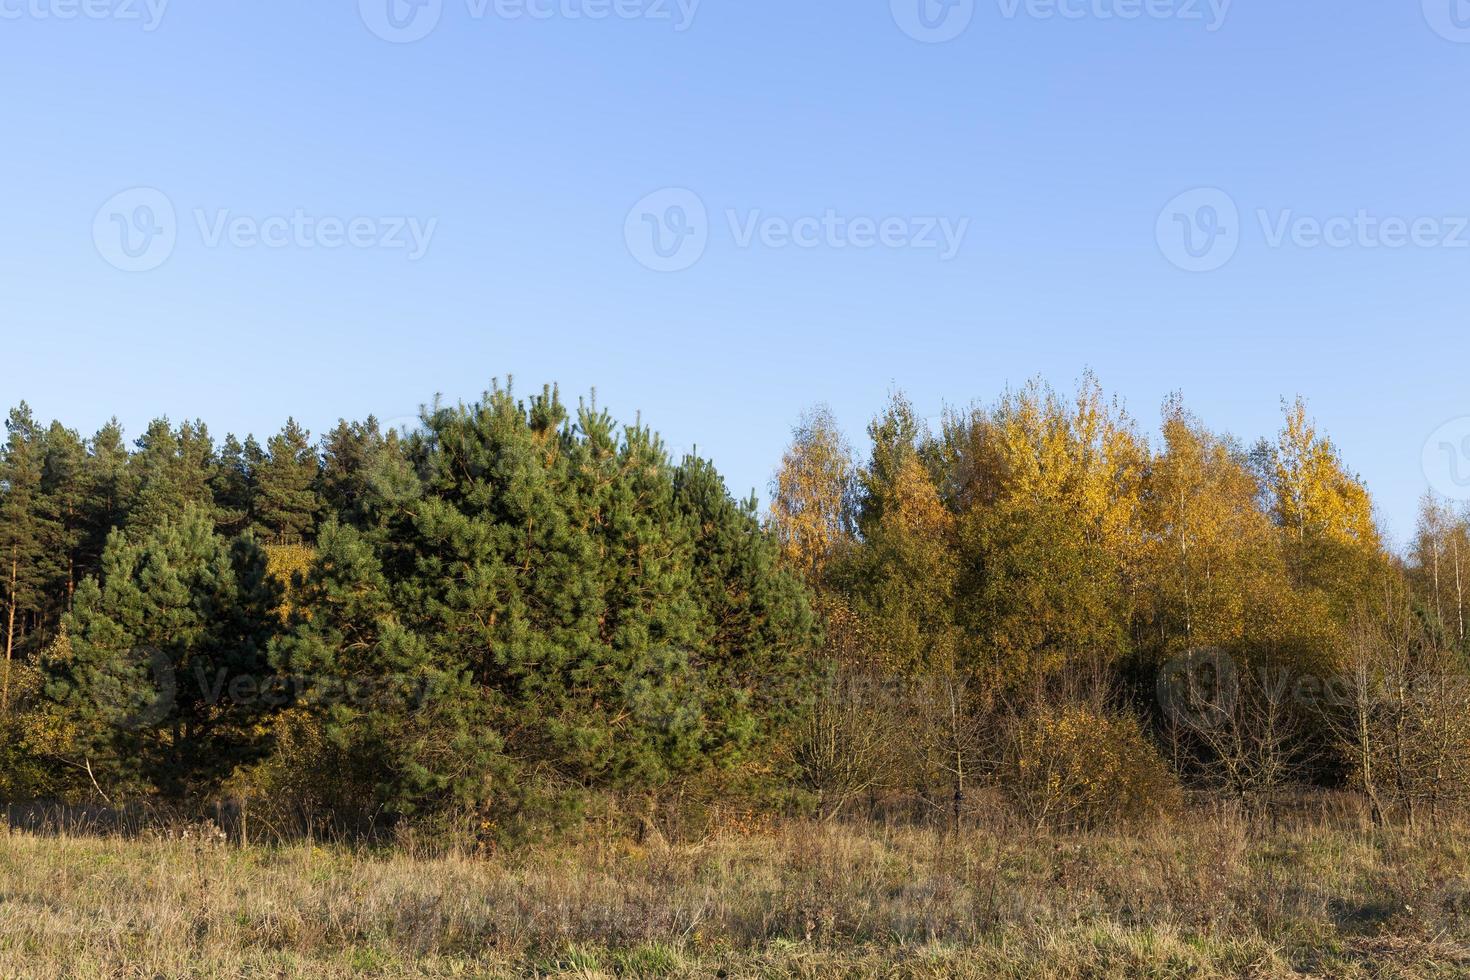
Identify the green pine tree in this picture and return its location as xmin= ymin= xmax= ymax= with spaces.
xmin=1 ymin=405 xmax=54 ymax=712
xmin=39 ymin=423 xmax=88 ymax=627
xmin=82 ymin=420 xmax=137 ymax=563
xmin=47 ymin=506 xmax=281 ymax=799
xmin=253 ymin=419 xmax=322 ymax=543
xmin=212 ymin=434 xmax=257 ymax=536
xmin=391 ymin=384 xmax=820 ymax=820
xmin=128 ymin=419 xmax=219 ymax=533
xmin=271 ymin=519 xmax=505 ymax=822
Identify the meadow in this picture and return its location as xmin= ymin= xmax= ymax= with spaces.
xmin=5 ymin=801 xmax=1470 ymax=979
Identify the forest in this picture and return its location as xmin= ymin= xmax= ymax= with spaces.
xmin=2 ymin=375 xmax=1468 ymax=843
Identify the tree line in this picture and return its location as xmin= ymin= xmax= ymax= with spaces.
xmin=1 ymin=375 xmax=1467 ymax=840
xmin=770 ymin=376 xmax=1470 ymax=829
xmin=0 ymin=384 xmax=814 ymax=839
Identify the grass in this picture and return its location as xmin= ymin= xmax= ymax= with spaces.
xmin=5 ymin=806 xmax=1470 ymax=977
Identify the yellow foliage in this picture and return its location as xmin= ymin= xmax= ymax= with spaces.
xmin=889 ymin=455 xmax=953 ymax=539
xmin=951 ymin=373 xmax=1145 ymax=569
xmin=1 ymin=632 xmax=86 ymax=802
xmin=858 ymin=452 xmax=963 ymax=675
xmin=1006 ymin=705 xmax=1180 ymax=830
xmin=1272 ymin=398 xmax=1380 ymax=551
xmin=265 ymin=543 xmax=316 ymax=621
xmin=1141 ymin=401 xmax=1288 ymax=660
xmin=769 ymin=406 xmax=855 ymax=585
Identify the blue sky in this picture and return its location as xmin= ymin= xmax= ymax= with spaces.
xmin=3 ymin=0 xmax=1469 ymax=546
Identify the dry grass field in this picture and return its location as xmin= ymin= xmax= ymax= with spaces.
xmin=6 ymin=805 xmax=1470 ymax=978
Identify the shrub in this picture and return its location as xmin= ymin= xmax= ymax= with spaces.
xmin=0 ymin=661 xmax=70 ymax=803
xmin=221 ymin=709 xmax=394 ymax=841
xmin=1004 ymin=704 xmax=1180 ymax=831
xmin=794 ymin=669 xmax=908 ymax=821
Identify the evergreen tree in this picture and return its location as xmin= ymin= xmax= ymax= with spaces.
xmin=128 ymin=419 xmax=218 ymax=532
xmin=254 ymin=419 xmax=322 ymax=543
xmin=389 ymin=384 xmax=820 ymax=815
xmin=676 ymin=456 xmax=818 ymax=771
xmin=47 ymin=506 xmax=281 ymax=798
xmin=320 ymin=418 xmax=381 ymax=522
xmin=212 ymin=434 xmax=257 ymax=536
xmin=0 ymin=405 xmax=48 ymax=711
xmin=39 ymin=423 xmax=88 ymax=625
xmin=82 ymin=421 xmax=136 ymax=565
xmin=271 ymin=520 xmax=503 ymax=820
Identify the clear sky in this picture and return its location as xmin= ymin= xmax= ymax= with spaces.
xmin=3 ymin=0 xmax=1469 ymax=547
